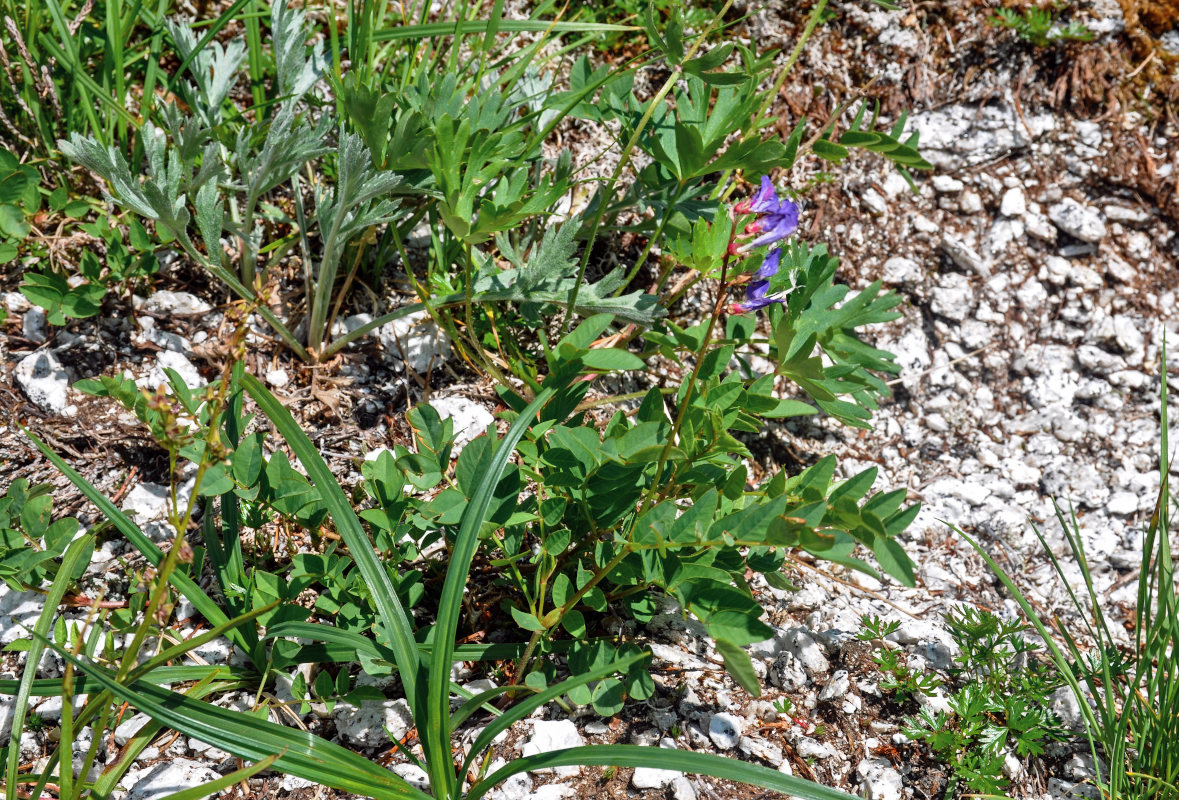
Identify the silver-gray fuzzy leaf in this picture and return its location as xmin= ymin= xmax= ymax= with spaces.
xmin=271 ymin=0 xmax=328 ymax=101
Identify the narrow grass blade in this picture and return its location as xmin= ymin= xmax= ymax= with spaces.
xmin=468 ymin=745 xmax=858 ymax=800
xmin=22 ymin=428 xmax=240 ymax=648
xmin=0 ymin=666 xmax=252 ymax=697
xmin=425 ymin=385 xmax=559 ymax=796
xmin=371 ymin=19 xmax=637 ymax=41
xmin=37 ymin=639 xmax=433 ymax=800
xmin=4 ymin=535 xmax=93 ymax=800
xmin=153 ymin=753 xmax=280 ymax=800
xmin=449 ymin=685 xmax=509 ymax=731
xmin=241 ymin=375 xmax=423 ymax=711
xmin=460 ymin=650 xmax=648 ymax=774
xmin=266 ymin=620 xmax=535 ymax=663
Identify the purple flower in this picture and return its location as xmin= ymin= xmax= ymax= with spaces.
xmin=732 ymin=177 xmax=799 ymax=252
xmin=729 ymin=280 xmax=774 ymax=315
xmin=735 ymin=176 xmax=779 ymax=216
xmin=729 ymin=249 xmax=788 ymax=314
xmin=751 ymin=176 xmax=779 ymax=213
xmin=754 ymin=247 xmax=782 ymax=280
xmin=748 ymin=199 xmax=798 ymax=248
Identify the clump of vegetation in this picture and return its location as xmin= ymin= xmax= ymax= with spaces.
xmin=0 ymin=0 xmax=941 ymax=795
xmin=960 ymin=352 xmax=1179 ymax=800
xmin=989 ymin=4 xmax=1095 ymax=47
xmin=859 ymin=609 xmax=1068 ymax=795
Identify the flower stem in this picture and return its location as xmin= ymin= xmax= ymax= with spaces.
xmin=635 ymin=226 xmax=739 ymax=518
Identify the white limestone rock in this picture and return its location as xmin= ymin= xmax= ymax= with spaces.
xmin=1049 ymin=198 xmax=1107 ymax=243
xmin=521 ymin=720 xmax=584 ymax=778
xmin=708 ymin=712 xmax=744 ymax=750
xmin=138 ymin=291 xmax=212 ymax=316
xmin=379 ymin=310 xmax=451 ymax=373
xmin=332 ymin=698 xmax=413 ymax=747
xmin=125 ymin=758 xmax=221 ymax=800
xmin=857 ymin=757 xmax=903 ymax=800
xmin=426 ymin=395 xmax=495 ymax=451
xmin=15 ymin=350 xmax=73 ymax=415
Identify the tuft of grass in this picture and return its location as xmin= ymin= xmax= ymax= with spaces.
xmin=958 ymin=340 xmax=1178 ymax=800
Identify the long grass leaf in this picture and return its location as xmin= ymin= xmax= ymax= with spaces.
xmin=266 ymin=620 xmax=537 ymax=662
xmin=36 ymin=638 xmax=432 ymax=800
xmin=241 ymin=375 xmax=423 ymax=712
xmin=3 ymin=535 xmax=92 ymax=800
xmin=372 ymin=19 xmax=636 ymax=41
xmin=425 ymin=385 xmax=558 ymax=795
xmin=0 ymin=666 xmax=252 ymax=697
xmin=469 ymin=745 xmax=858 ymax=800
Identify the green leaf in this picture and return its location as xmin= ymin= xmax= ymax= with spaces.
xmin=871 ymin=536 xmax=915 ymax=587
xmin=761 ymin=398 xmax=817 ymax=418
xmin=561 ymin=609 xmax=586 ymax=638
xmin=811 ymin=138 xmax=848 ymax=163
xmin=198 ymin=466 xmax=235 ymax=497
xmin=61 ymin=283 xmax=105 ymax=318
xmin=511 ymin=605 xmax=546 ymax=632
xmin=0 ymin=170 xmax=29 ymax=205
xmin=0 ymin=204 xmax=29 ymax=239
xmin=716 ymin=639 xmax=762 ymax=697
xmin=590 ymin=677 xmax=625 ymax=716
xmin=580 ymin=348 xmax=646 ymax=372
xmin=129 ymin=219 xmax=153 ymax=250
xmin=469 ymin=744 xmax=859 ymax=800
xmin=233 ymin=433 xmax=264 ymax=486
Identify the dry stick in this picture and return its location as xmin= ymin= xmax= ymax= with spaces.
xmin=1126 ymin=48 xmax=1157 ymax=80
xmin=1012 ymin=67 xmax=1034 ymax=141
xmin=885 ymin=341 xmax=997 ymax=387
xmin=781 ymin=552 xmax=921 ymax=621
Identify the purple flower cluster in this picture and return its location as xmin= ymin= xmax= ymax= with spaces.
xmin=729 ymin=177 xmax=799 ymax=314
xmin=732 ymin=176 xmax=799 ymax=251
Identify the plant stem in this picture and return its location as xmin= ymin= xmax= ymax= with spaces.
xmin=635 ymin=230 xmax=738 ymax=519
xmin=559 ymin=0 xmax=735 ymax=335
xmin=751 ymin=0 xmax=830 ymax=130
xmin=612 ymin=180 xmax=687 ymax=296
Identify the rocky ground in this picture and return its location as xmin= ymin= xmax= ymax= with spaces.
xmin=1 ymin=0 xmax=1178 ymax=798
